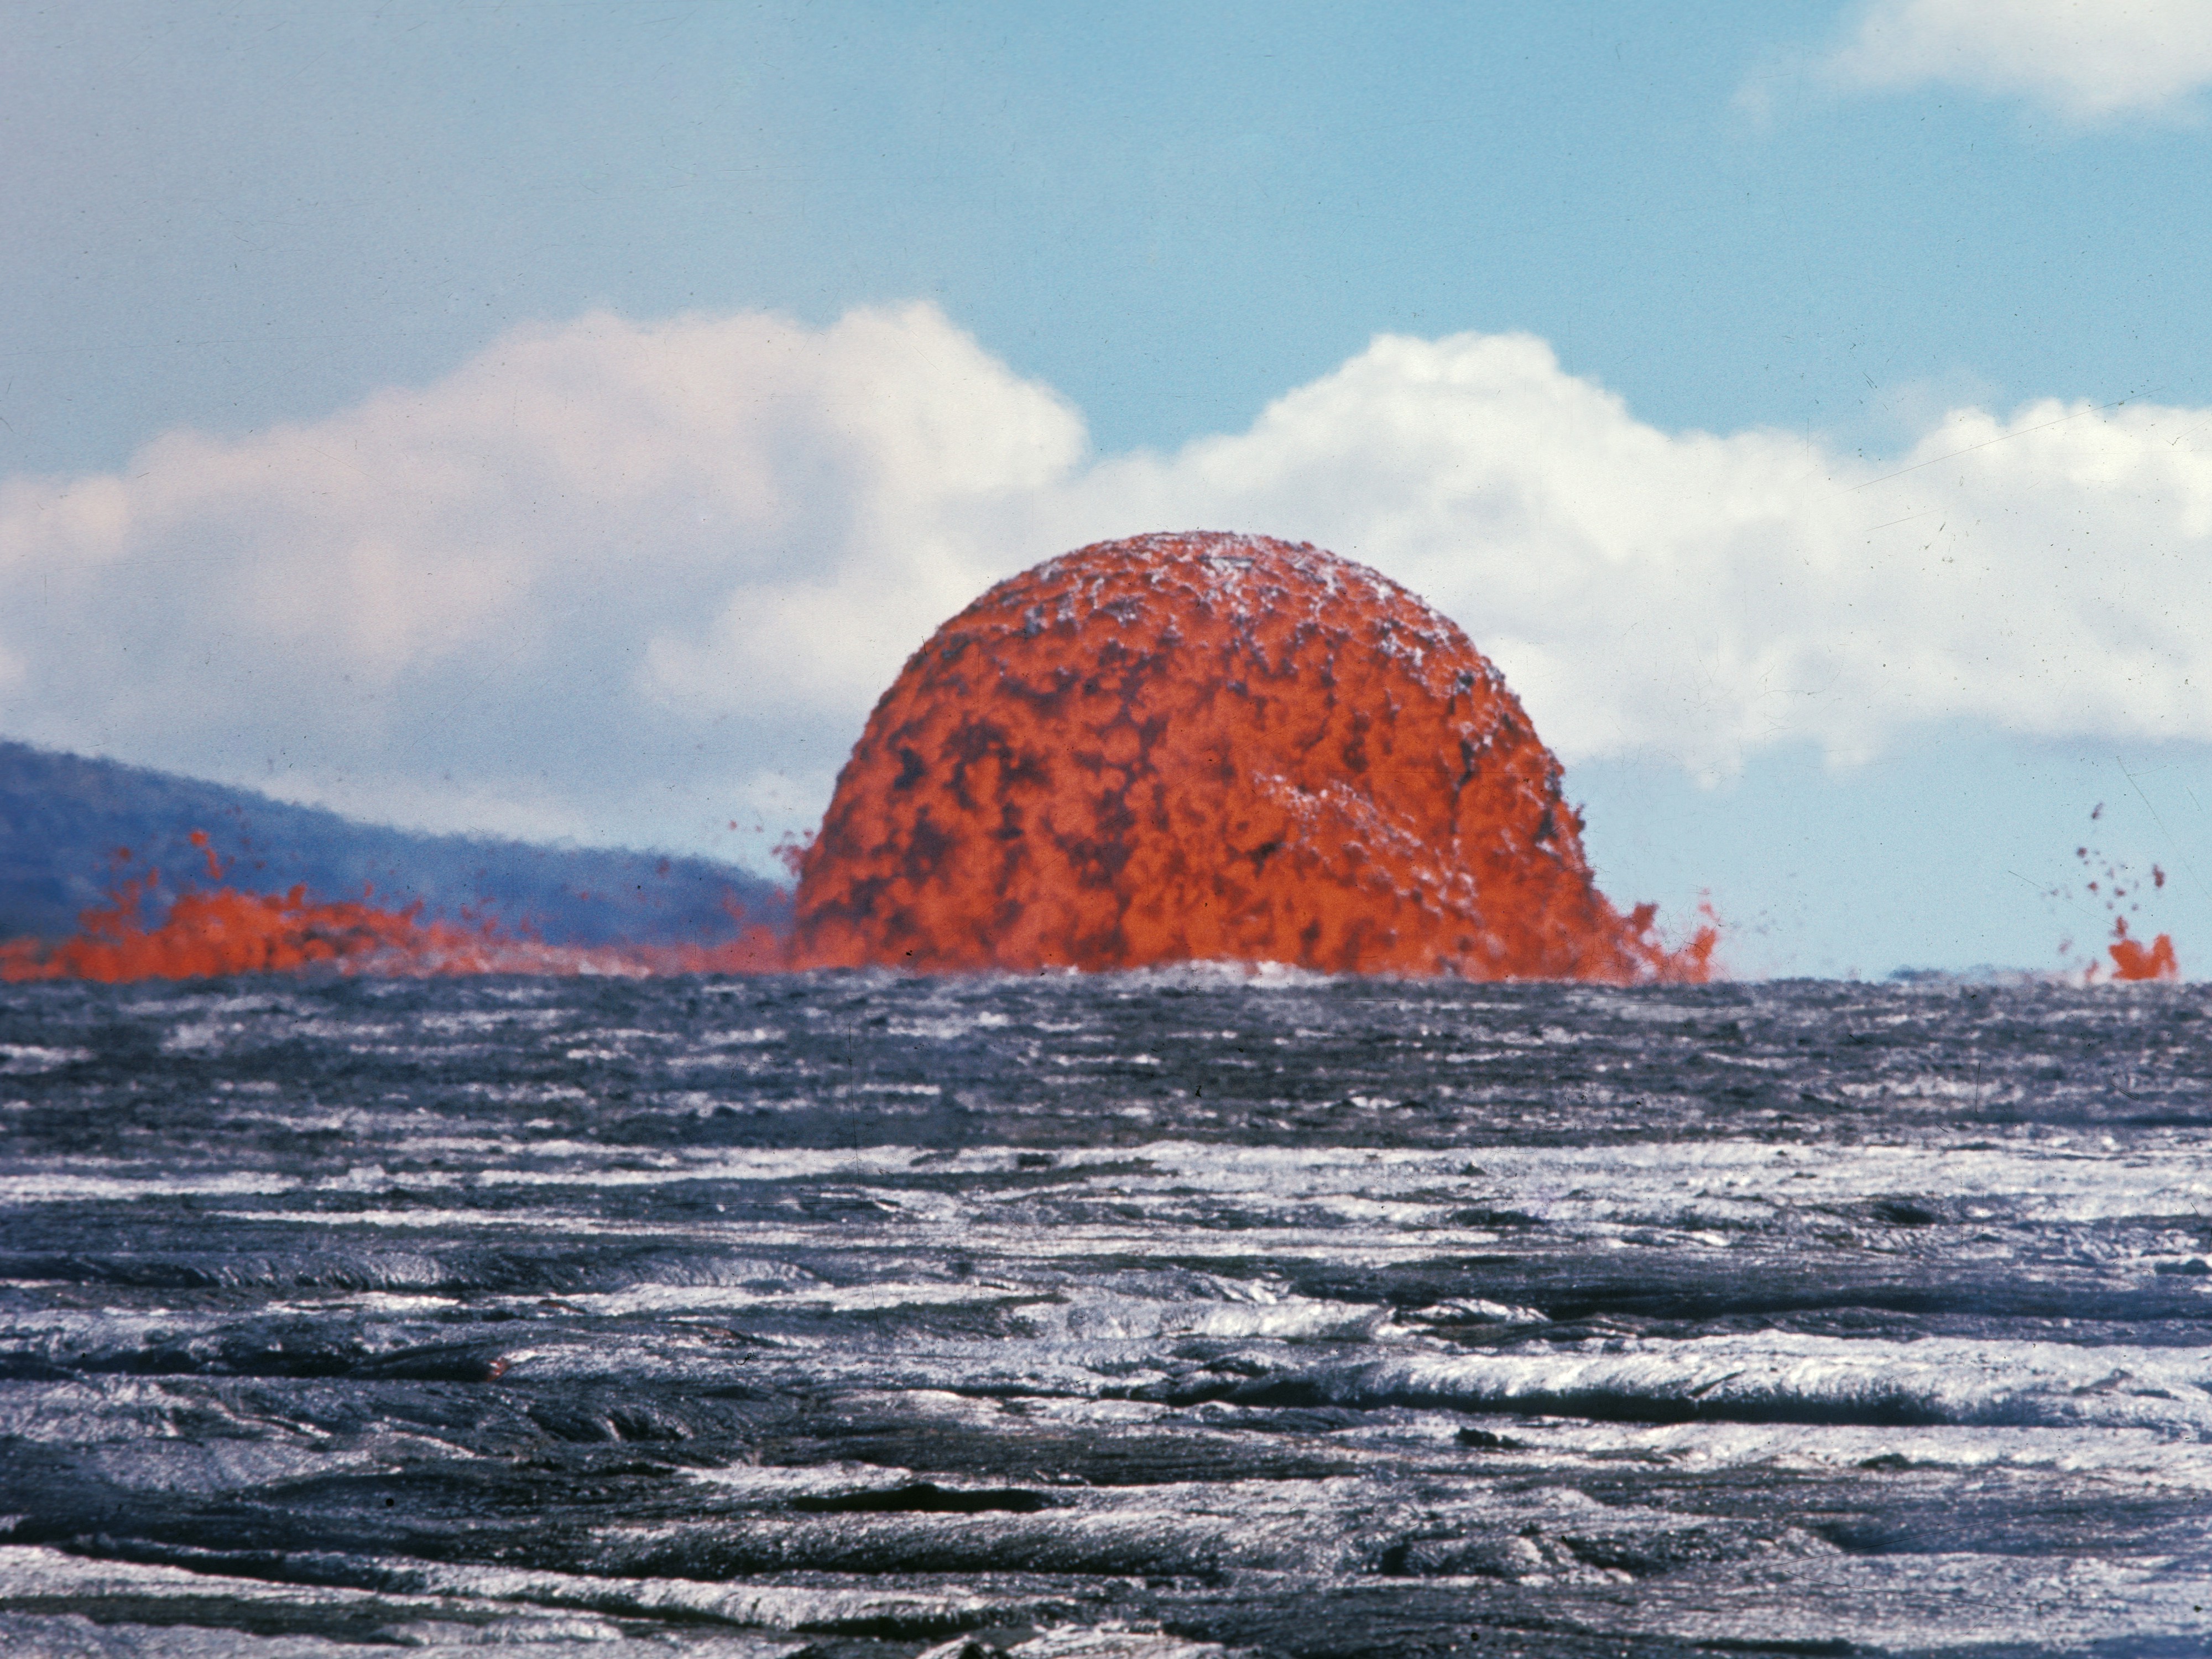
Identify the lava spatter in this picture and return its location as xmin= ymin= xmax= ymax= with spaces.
xmin=2106 ymin=918 xmax=2179 ymax=982
xmin=792 ymin=531 xmax=1712 ymax=980
xmin=2058 ymin=816 xmax=2180 ymax=982
xmin=0 ymin=839 xmax=785 ymax=983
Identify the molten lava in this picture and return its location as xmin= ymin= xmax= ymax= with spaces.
xmin=2060 ymin=827 xmax=2181 ymax=983
xmin=2106 ymin=919 xmax=2178 ymax=983
xmin=3 ymin=533 xmax=1713 ymax=985
xmin=792 ymin=531 xmax=1712 ymax=981
xmin=0 ymin=834 xmax=782 ymax=985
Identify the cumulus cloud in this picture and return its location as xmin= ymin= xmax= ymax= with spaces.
xmin=1820 ymin=0 xmax=2212 ymax=121
xmin=1030 ymin=336 xmax=2212 ymax=776
xmin=4 ymin=300 xmax=2212 ymax=860
xmin=0 ymin=302 xmax=1084 ymax=857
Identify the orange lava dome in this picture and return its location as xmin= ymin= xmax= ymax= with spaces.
xmin=792 ymin=531 xmax=1712 ymax=980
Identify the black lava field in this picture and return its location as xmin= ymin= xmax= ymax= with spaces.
xmin=1 ymin=972 xmax=2209 ymax=1658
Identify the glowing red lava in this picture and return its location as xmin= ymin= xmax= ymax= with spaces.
xmin=2105 ymin=919 xmax=2178 ymax=983
xmin=791 ymin=531 xmax=1713 ymax=981
xmin=3 ymin=533 xmax=1710 ymax=985
xmin=2061 ymin=830 xmax=2181 ymax=983
xmin=0 ymin=834 xmax=783 ymax=984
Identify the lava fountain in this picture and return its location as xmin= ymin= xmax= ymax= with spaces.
xmin=792 ymin=531 xmax=1713 ymax=981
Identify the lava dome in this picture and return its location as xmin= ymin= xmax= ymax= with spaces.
xmin=791 ymin=531 xmax=1708 ymax=980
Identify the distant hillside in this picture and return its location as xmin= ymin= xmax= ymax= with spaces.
xmin=0 ymin=740 xmax=789 ymax=946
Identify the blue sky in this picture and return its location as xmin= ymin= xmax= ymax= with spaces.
xmin=5 ymin=0 xmax=2212 ymax=975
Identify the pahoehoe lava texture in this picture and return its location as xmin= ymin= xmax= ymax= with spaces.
xmin=2 ymin=973 xmax=2210 ymax=1657
xmin=794 ymin=531 xmax=1705 ymax=979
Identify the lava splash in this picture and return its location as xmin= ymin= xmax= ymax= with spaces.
xmin=792 ymin=531 xmax=1712 ymax=981
xmin=2106 ymin=918 xmax=2179 ymax=983
xmin=0 ymin=836 xmax=784 ymax=984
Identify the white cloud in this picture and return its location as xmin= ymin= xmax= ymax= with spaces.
xmin=1027 ymin=333 xmax=2212 ymax=778
xmin=5 ymin=300 xmax=2212 ymax=860
xmin=0 ymin=302 xmax=1083 ymax=859
xmin=1821 ymin=0 xmax=2212 ymax=121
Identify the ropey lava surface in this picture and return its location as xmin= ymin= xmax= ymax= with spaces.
xmin=793 ymin=531 xmax=1714 ymax=980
